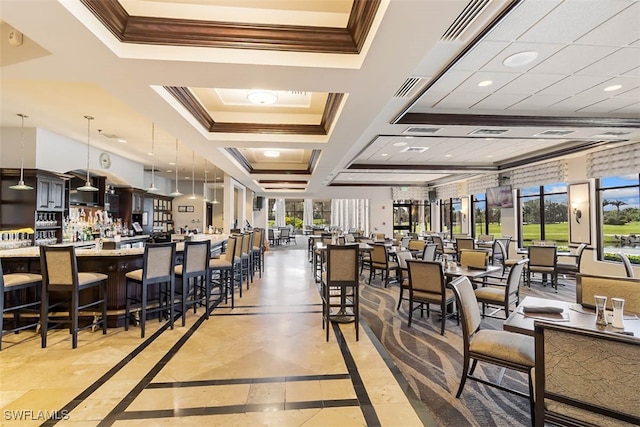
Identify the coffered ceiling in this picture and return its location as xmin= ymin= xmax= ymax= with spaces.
xmin=1 ymin=0 xmax=639 ymax=197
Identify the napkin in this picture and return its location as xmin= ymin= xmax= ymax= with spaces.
xmin=522 ymin=306 xmax=564 ymax=314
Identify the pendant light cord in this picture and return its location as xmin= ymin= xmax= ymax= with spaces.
xmin=84 ymin=115 xmax=94 ymax=184
xmin=18 ymin=113 xmax=27 ymax=182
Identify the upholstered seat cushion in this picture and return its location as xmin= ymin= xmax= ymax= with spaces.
xmin=372 ymin=261 xmax=398 ymax=269
xmin=470 ymin=330 xmax=534 ymax=367
xmin=3 ymin=273 xmax=42 ymax=287
xmin=125 ymin=269 xmax=143 ymax=282
xmin=77 ymin=272 xmax=108 ymax=286
xmin=413 ymin=288 xmax=455 ymax=304
xmin=174 ymin=265 xmax=184 ymax=276
xmin=209 ymin=259 xmax=232 ymax=268
xmin=529 ymin=266 xmax=555 ymax=273
xmin=556 ymin=261 xmax=577 ymax=271
xmin=474 ymin=286 xmax=505 ymax=303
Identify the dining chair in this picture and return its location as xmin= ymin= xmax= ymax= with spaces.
xmin=279 ymin=227 xmax=293 ymax=245
xmin=368 ymin=243 xmax=398 ymax=287
xmin=125 ymin=242 xmax=176 ymax=338
xmin=1 ymin=260 xmax=42 ymax=351
xmin=210 ymin=236 xmax=237 ymax=308
xmin=449 ymin=276 xmax=535 ymax=424
xmin=618 ymin=252 xmax=635 ymax=278
xmin=175 ymin=240 xmax=211 ymax=326
xmin=395 ymin=250 xmax=413 ymax=310
xmin=534 ymin=322 xmax=640 ymax=426
xmin=431 ymin=235 xmax=456 ymax=260
xmin=456 ymin=237 xmax=475 ymax=260
xmin=555 ymin=243 xmax=587 ymax=279
xmin=458 ymin=249 xmax=489 ymax=269
xmin=527 ymin=246 xmax=558 ymax=291
xmin=406 ymin=260 xmax=457 ymax=334
xmin=400 ymin=236 xmax=412 ymax=250
xmin=40 ymin=245 xmax=108 ymax=348
xmin=321 ymin=244 xmax=360 ymax=341
xmin=421 ymin=243 xmax=438 ymax=261
xmin=576 ymin=273 xmax=640 ymax=314
xmin=268 ymin=228 xmax=278 ymax=246
xmin=407 ymin=239 xmax=426 ymax=256
xmin=494 ymin=240 xmax=522 ymax=277
xmin=474 ymin=259 xmax=527 ymax=319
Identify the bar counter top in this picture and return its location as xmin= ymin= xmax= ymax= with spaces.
xmin=0 ymin=233 xmax=229 ymax=258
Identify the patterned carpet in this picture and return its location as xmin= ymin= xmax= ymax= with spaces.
xmin=359 ymin=270 xmax=575 ymax=427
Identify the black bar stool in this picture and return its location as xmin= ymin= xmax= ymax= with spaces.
xmin=1 ymin=260 xmax=42 ymax=350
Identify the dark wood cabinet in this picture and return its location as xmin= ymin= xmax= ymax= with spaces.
xmin=37 ymin=176 xmax=65 ymax=211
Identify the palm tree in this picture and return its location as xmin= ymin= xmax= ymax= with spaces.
xmin=603 ymin=199 xmax=628 ymax=219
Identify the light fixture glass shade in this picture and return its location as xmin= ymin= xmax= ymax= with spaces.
xmin=247 ymin=90 xmax=277 ymax=105
xmin=147 ymin=123 xmax=159 ymax=192
xmin=10 ymin=113 xmax=34 ymax=190
xmin=78 ymin=115 xmax=98 ymax=192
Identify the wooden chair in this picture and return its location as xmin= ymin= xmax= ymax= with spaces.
xmin=321 ymin=244 xmax=360 ymax=341
xmin=40 ymin=245 xmax=108 ymax=348
xmin=407 ymin=239 xmax=426 ymax=257
xmin=555 ymin=243 xmax=587 ymax=279
xmin=210 ymin=236 xmax=237 ymax=308
xmin=431 ymin=235 xmax=456 ymax=260
xmin=395 ymin=250 xmax=413 ymax=310
xmin=406 ymin=260 xmax=457 ymax=334
xmin=576 ymin=273 xmax=640 ymax=314
xmin=279 ymin=227 xmax=293 ymax=245
xmin=175 ymin=240 xmax=210 ymax=326
xmin=421 ymin=243 xmax=438 ymax=261
xmin=534 ymin=323 xmax=640 ymax=426
xmin=527 ymin=246 xmax=558 ymax=291
xmin=494 ymin=239 xmax=521 ymax=277
xmin=618 ymin=252 xmax=635 ymax=278
xmin=456 ymin=237 xmax=475 ymax=260
xmin=125 ymin=242 xmax=176 ymax=338
xmin=1 ymin=260 xmax=42 ymax=350
xmin=368 ymin=243 xmax=398 ymax=288
xmin=474 ymin=259 xmax=527 ymax=319
xmin=450 ymin=276 xmax=535 ymax=423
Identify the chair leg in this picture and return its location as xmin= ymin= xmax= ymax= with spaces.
xmin=140 ymin=284 xmax=147 ymax=338
xmin=102 ymin=280 xmax=107 ymax=335
xmin=528 ymin=369 xmax=535 ymax=426
xmin=397 ymin=287 xmax=404 ymax=310
xmin=41 ymin=290 xmax=48 ymax=348
xmin=440 ymin=302 xmax=446 ymax=335
xmin=72 ymin=288 xmax=79 ymax=349
xmin=169 ymin=278 xmax=175 ymax=330
xmin=456 ymin=355 xmax=470 ymax=398
xmin=181 ymin=277 xmax=187 ymax=327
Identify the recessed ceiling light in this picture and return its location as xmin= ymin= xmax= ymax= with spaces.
xmin=147 ymin=152 xmax=155 ymax=156
xmin=185 ymin=176 xmax=190 ymax=179
xmin=445 ymin=154 xmax=452 ymax=158
xmin=118 ymin=138 xmax=127 ymax=143
xmin=477 ymin=80 xmax=493 ymax=87
xmin=169 ymin=162 xmax=175 ymax=165
xmin=381 ymin=153 xmax=388 ymax=156
xmin=393 ymin=142 xmax=407 ymax=147
xmin=503 ymin=51 xmax=538 ymax=67
xmin=166 ymin=169 xmax=172 ymax=173
xmin=264 ymin=150 xmax=280 ymax=158
xmin=604 ymin=84 xmax=622 ymax=92
xmin=487 ymin=155 xmax=494 ymax=158
xmin=247 ymin=90 xmax=278 ymax=105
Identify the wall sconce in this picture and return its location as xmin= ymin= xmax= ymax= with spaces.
xmin=572 ymin=204 xmax=582 ymax=224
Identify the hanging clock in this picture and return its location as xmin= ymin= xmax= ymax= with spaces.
xmin=99 ymin=152 xmax=111 ymax=169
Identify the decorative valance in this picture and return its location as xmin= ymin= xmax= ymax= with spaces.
xmin=436 ymin=182 xmax=464 ymax=199
xmin=509 ymin=160 xmax=568 ymax=189
xmin=467 ymin=174 xmax=499 ymax=196
xmin=391 ymin=186 xmax=429 ymax=201
xmin=586 ymin=142 xmax=640 ymax=179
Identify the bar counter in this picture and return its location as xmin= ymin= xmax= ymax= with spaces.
xmin=0 ymin=233 xmax=229 ymax=326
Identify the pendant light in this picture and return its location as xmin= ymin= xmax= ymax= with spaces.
xmin=146 ymin=122 xmax=158 ymax=192
xmin=77 ymin=115 xmax=99 ymax=191
xmin=212 ymin=167 xmax=220 ymax=204
xmin=189 ymin=151 xmax=197 ymax=199
xmin=203 ymin=160 xmax=209 ymax=202
xmin=9 ymin=113 xmax=33 ymax=190
xmin=169 ymin=139 xmax=183 ymax=197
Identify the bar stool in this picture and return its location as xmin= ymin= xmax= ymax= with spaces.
xmin=175 ymin=240 xmax=210 ymax=326
xmin=125 ymin=242 xmax=176 ymax=338
xmin=210 ymin=236 xmax=237 ymax=308
xmin=1 ymin=261 xmax=42 ymax=351
xmin=251 ymin=228 xmax=263 ymax=278
xmin=241 ymin=231 xmax=254 ymax=285
xmin=40 ymin=245 xmax=108 ymax=349
xmin=233 ymin=233 xmax=246 ymax=292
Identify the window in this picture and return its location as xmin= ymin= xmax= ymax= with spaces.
xmin=267 ymin=199 xmax=276 ymax=228
xmin=285 ymin=199 xmax=304 ymax=230
xmin=597 ymin=174 xmax=640 ymax=264
xmin=313 ymin=200 xmax=331 ymax=226
xmin=519 ymin=183 xmax=568 ymax=248
xmin=473 ymin=193 xmax=486 ymax=237
xmin=441 ymin=198 xmax=461 ymax=238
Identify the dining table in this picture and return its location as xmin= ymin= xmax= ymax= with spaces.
xmin=444 ymin=263 xmax=502 ymax=285
xmin=504 ymin=296 xmax=640 ymax=338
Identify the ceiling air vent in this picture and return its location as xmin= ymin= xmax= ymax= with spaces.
xmin=402 ymin=146 xmax=429 ymax=153
xmin=442 ymin=0 xmax=491 ymax=41
xmin=535 ymin=130 xmax=575 ymax=136
xmin=468 ymin=128 xmax=508 ymax=136
xmin=592 ymin=131 xmax=631 ymax=137
xmin=405 ymin=126 xmax=441 ymax=134
xmin=394 ymin=77 xmax=422 ymax=98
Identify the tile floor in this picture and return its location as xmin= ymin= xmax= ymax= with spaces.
xmin=0 ymin=247 xmax=434 ymax=426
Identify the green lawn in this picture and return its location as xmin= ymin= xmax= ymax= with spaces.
xmin=602 ymin=221 xmax=640 ymax=244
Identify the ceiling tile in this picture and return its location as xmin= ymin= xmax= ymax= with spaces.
xmin=575 ymin=1 xmax=640 ymax=46
xmin=537 ymin=74 xmax=608 ymax=96
xmin=531 ymin=44 xmax=618 ymax=74
xmin=496 ymin=73 xmax=564 ymax=95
